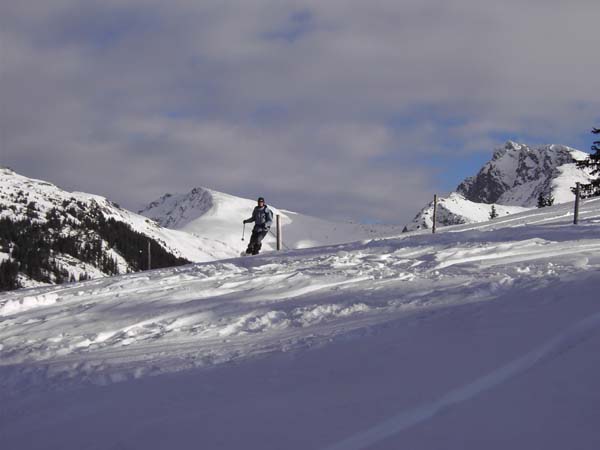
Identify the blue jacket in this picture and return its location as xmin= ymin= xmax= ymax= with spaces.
xmin=245 ymin=205 xmax=274 ymax=231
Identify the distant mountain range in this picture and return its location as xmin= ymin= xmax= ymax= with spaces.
xmin=138 ymin=188 xmax=405 ymax=254
xmin=0 ymin=168 xmax=402 ymax=291
xmin=1 ymin=140 xmax=594 ymax=290
xmin=0 ymin=167 xmax=235 ymax=290
xmin=404 ymin=141 xmax=593 ymax=231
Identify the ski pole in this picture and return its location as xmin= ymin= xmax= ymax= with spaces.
xmin=242 ymin=222 xmax=246 ymax=241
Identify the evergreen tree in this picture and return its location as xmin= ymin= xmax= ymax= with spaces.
xmin=537 ymin=192 xmax=555 ymax=208
xmin=489 ymin=205 xmax=499 ymax=219
xmin=0 ymin=259 xmax=20 ymax=291
xmin=537 ymin=192 xmax=546 ymax=208
xmin=575 ymin=127 xmax=600 ymax=198
xmin=26 ymin=201 xmax=38 ymax=219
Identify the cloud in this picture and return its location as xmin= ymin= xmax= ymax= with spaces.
xmin=1 ymin=0 xmax=599 ymax=224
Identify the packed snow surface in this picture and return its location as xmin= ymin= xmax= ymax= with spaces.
xmin=2 ymin=198 xmax=600 ymax=449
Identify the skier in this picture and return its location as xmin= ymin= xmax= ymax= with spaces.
xmin=243 ymin=197 xmax=274 ymax=255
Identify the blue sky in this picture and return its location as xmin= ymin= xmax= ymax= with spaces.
xmin=1 ymin=0 xmax=599 ymax=224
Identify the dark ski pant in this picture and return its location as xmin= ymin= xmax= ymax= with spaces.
xmin=246 ymin=229 xmax=268 ymax=255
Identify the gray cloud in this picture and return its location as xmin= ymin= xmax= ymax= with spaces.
xmin=1 ymin=0 xmax=599 ymax=224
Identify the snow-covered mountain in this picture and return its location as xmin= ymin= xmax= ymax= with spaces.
xmin=139 ymin=187 xmax=405 ymax=251
xmin=457 ymin=141 xmax=590 ymax=205
xmin=408 ymin=192 xmax=530 ymax=230
xmin=2 ymin=196 xmax=600 ymax=449
xmin=406 ymin=141 xmax=593 ymax=231
xmin=0 ymin=168 xmax=405 ymax=291
xmin=0 ymin=168 xmax=235 ymax=290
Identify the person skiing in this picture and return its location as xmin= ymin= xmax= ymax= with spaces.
xmin=243 ymin=197 xmax=274 ymax=255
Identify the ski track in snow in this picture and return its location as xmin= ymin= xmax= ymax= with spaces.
xmin=324 ymin=309 xmax=600 ymax=450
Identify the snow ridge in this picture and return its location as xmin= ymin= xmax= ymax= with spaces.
xmin=138 ymin=187 xmax=214 ymax=229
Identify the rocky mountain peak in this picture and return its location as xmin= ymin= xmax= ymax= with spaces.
xmin=492 ymin=140 xmax=523 ymax=160
xmin=405 ymin=141 xmax=592 ymax=232
xmin=139 ymin=187 xmax=214 ymax=229
xmin=457 ymin=142 xmax=581 ymax=205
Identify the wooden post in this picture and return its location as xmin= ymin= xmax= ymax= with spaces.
xmin=276 ymin=214 xmax=282 ymax=251
xmin=574 ymin=182 xmax=580 ymax=225
xmin=148 ymin=240 xmax=152 ymax=270
xmin=432 ymin=194 xmax=437 ymax=234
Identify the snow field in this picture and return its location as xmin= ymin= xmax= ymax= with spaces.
xmin=2 ymin=198 xmax=600 ymax=391
xmin=1 ymin=196 xmax=600 ymax=449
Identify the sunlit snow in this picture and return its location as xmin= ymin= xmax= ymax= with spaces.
xmin=1 ymin=196 xmax=600 ymax=449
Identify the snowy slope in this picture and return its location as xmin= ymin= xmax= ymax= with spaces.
xmin=408 ymin=192 xmax=529 ymax=230
xmin=1 ymin=168 xmax=404 ymax=290
xmin=0 ymin=168 xmax=248 ymax=288
xmin=140 ymin=187 xmax=406 ymax=252
xmin=0 ymin=167 xmax=234 ymax=263
xmin=406 ymin=141 xmax=593 ymax=231
xmin=2 ymin=196 xmax=600 ymax=449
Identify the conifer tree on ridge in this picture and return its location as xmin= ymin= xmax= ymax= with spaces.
xmin=575 ymin=128 xmax=600 ymax=198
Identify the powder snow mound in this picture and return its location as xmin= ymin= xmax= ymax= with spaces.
xmin=405 ymin=141 xmax=594 ymax=231
xmin=140 ymin=187 xmax=406 ymax=252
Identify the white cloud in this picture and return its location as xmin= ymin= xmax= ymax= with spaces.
xmin=1 ymin=0 xmax=599 ymax=223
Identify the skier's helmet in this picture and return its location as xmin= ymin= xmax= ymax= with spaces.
xmin=257 ymin=197 xmax=265 ymax=203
